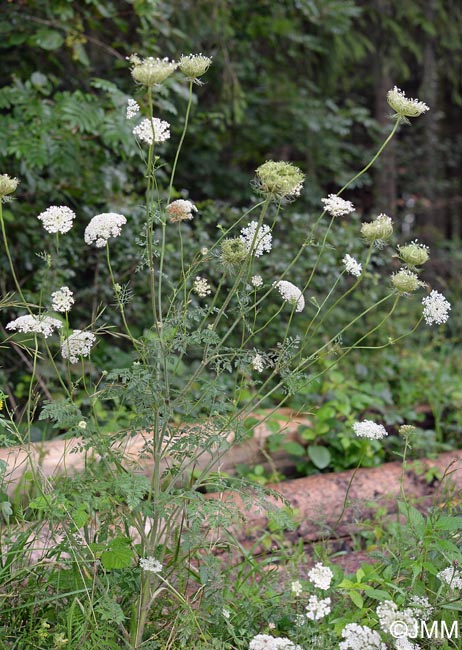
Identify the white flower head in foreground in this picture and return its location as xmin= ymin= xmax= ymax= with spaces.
xmin=339 ymin=623 xmax=387 ymax=650
xmin=126 ymin=98 xmax=140 ymax=119
xmin=321 ymin=194 xmax=355 ymax=217
xmin=252 ymin=353 xmax=265 ymax=373
xmin=37 ymin=206 xmax=76 ymax=234
xmin=139 ymin=556 xmax=163 ymax=573
xmin=51 ymin=286 xmax=74 ymax=313
xmin=437 ymin=565 xmax=462 ymax=589
xmin=387 ymin=86 xmax=429 ymax=118
xmin=343 ymin=253 xmax=362 ymax=277
xmin=166 ymin=199 xmax=197 ymax=223
xmin=133 ymin=117 xmax=170 ymax=145
xmin=248 ymin=635 xmax=302 ymax=650
xmin=408 ymin=595 xmax=433 ymax=621
xmin=6 ymin=314 xmax=63 ymax=338
xmin=78 ymin=420 xmax=87 ymax=430
xmin=353 ymin=419 xmax=388 ymax=440
xmin=291 ymin=580 xmax=303 ymax=597
xmin=307 ymin=562 xmax=334 ymax=590
xmin=130 ymin=55 xmax=177 ymax=86
xmin=273 ymin=280 xmax=305 ymax=313
xmin=251 ymin=275 xmax=263 ymax=288
xmin=240 ymin=221 xmax=272 ymax=257
xmin=422 ymin=290 xmax=451 ymax=326
xmin=179 ymin=53 xmax=212 ymax=80
xmin=376 ymin=600 xmax=419 ymax=636
xmin=394 ymin=638 xmax=421 ymax=650
xmin=61 ymin=330 xmax=96 ymax=364
xmin=84 ymin=212 xmax=127 ymax=248
xmin=305 ymin=595 xmax=331 ymax=620
xmin=193 ymin=276 xmax=211 ymax=298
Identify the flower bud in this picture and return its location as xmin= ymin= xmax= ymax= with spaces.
xmin=0 ymin=174 xmax=19 ymax=198
xmin=391 ymin=268 xmax=423 ymax=294
xmin=179 ymin=54 xmax=212 ymax=80
xmin=398 ymin=240 xmax=429 ymax=267
xmin=361 ymin=214 xmax=394 ymax=244
xmin=220 ymin=238 xmax=248 ymax=267
xmin=130 ymin=56 xmax=177 ymax=86
xmin=255 ymin=161 xmax=304 ymax=201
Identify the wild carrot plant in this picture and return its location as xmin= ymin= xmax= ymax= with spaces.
xmin=0 ymin=56 xmax=454 ymax=649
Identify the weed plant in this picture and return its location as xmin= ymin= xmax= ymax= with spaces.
xmin=0 ymin=56 xmax=458 ymax=648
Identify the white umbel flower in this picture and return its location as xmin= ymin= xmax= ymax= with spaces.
xmin=394 ymin=638 xmax=421 ymax=650
xmin=291 ymin=580 xmax=303 ymax=597
xmin=248 ymin=635 xmax=302 ymax=650
xmin=343 ymin=254 xmax=362 ymax=277
xmin=353 ymin=420 xmax=388 ymax=440
xmin=61 ymin=330 xmax=96 ymax=364
xmin=251 ymin=275 xmax=263 ymax=288
xmin=307 ymin=562 xmax=333 ymax=590
xmin=37 ymin=206 xmax=76 ymax=234
xmin=252 ymin=353 xmax=265 ymax=373
xmin=387 ymin=86 xmax=430 ymax=118
xmin=376 ymin=601 xmax=419 ymax=636
xmin=51 ymin=286 xmax=74 ymax=313
xmin=139 ymin=556 xmax=163 ymax=573
xmin=193 ymin=276 xmax=211 ymax=297
xmin=273 ymin=280 xmax=305 ymax=312
xmin=339 ymin=623 xmax=387 ymax=650
xmin=166 ymin=199 xmax=197 ymax=223
xmin=84 ymin=212 xmax=127 ymax=247
xmin=126 ymin=98 xmax=140 ymax=119
xmin=321 ymin=194 xmax=355 ymax=217
xmin=305 ymin=595 xmax=331 ymax=620
xmin=437 ymin=566 xmax=462 ymax=589
xmin=6 ymin=314 xmax=63 ymax=338
xmin=408 ymin=595 xmax=433 ymax=621
xmin=422 ymin=290 xmax=451 ymax=326
xmin=240 ymin=221 xmax=272 ymax=257
xmin=133 ymin=117 xmax=170 ymax=144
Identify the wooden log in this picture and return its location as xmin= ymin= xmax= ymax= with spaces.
xmin=211 ymin=451 xmax=462 ymax=550
xmin=0 ymin=408 xmax=311 ymax=495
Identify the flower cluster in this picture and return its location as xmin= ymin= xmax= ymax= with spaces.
xmin=240 ymin=221 xmax=273 ymax=257
xmin=37 ymin=206 xmax=76 ymax=234
xmin=291 ymin=580 xmax=303 ymax=597
xmin=339 ymin=623 xmax=387 ymax=650
xmin=166 ymin=199 xmax=197 ymax=223
xmin=139 ymin=556 xmax=163 ymax=574
xmin=179 ymin=53 xmax=212 ymax=80
xmin=321 ymin=194 xmax=355 ymax=217
xmin=84 ymin=212 xmax=127 ymax=247
xmin=6 ymin=314 xmax=63 ymax=338
xmin=391 ymin=268 xmax=424 ymax=295
xmin=343 ymin=253 xmax=362 ymax=277
xmin=307 ymin=562 xmax=333 ymax=590
xmin=61 ymin=330 xmax=96 ymax=364
xmin=133 ymin=117 xmax=171 ymax=145
xmin=398 ymin=240 xmax=429 ymax=267
xmin=437 ymin=565 xmax=462 ymax=589
xmin=251 ymin=275 xmax=263 ymax=288
xmin=0 ymin=173 xmax=19 ymax=198
xmin=193 ymin=276 xmax=211 ymax=298
xmin=252 ymin=353 xmax=265 ymax=373
xmin=361 ymin=214 xmax=394 ymax=246
xmin=130 ymin=55 xmax=177 ymax=86
xmin=248 ymin=635 xmax=301 ymax=650
xmin=387 ymin=86 xmax=429 ymax=118
xmin=273 ymin=280 xmax=305 ymax=312
xmin=255 ymin=161 xmax=304 ymax=201
xmin=376 ymin=600 xmax=419 ymax=636
xmin=422 ymin=290 xmax=451 ymax=326
xmin=126 ymin=98 xmax=140 ymax=119
xmin=51 ymin=286 xmax=74 ymax=313
xmin=305 ymin=595 xmax=331 ymax=620
xmin=353 ymin=419 xmax=388 ymax=440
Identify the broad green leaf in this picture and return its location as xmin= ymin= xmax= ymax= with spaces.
xmin=308 ymin=445 xmax=331 ymax=469
xmin=349 ymin=590 xmax=364 ymax=609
